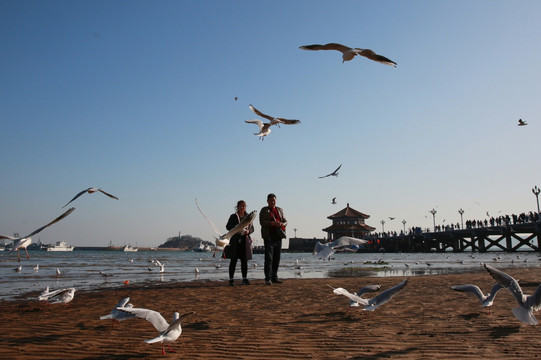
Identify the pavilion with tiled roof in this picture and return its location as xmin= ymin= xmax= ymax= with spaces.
xmin=322 ymin=203 xmax=375 ymax=240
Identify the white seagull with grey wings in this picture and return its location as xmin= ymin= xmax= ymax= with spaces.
xmin=484 ymin=263 xmax=541 ymax=325
xmin=195 ymin=199 xmax=257 ymax=248
xmin=0 ymin=207 xmax=75 ymax=262
xmin=117 ymin=306 xmax=195 ymax=355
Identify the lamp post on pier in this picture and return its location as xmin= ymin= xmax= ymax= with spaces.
xmin=458 ymin=208 xmax=464 ymax=229
xmin=402 ymin=219 xmax=407 ymax=234
xmin=380 ymin=220 xmax=385 ymax=234
xmin=429 ymin=208 xmax=437 ymax=232
xmin=293 ymin=228 xmax=297 ymax=238
xmin=533 ymin=186 xmax=540 ymax=215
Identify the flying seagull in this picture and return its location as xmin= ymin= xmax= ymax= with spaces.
xmin=117 ymin=307 xmax=195 ymax=355
xmin=518 ymin=119 xmax=528 ymax=126
xmin=0 ymin=207 xmax=75 ymax=262
xmin=245 ymin=119 xmax=273 ymax=140
xmin=249 ymin=104 xmax=301 ymax=127
xmin=331 ymin=279 xmax=408 ymax=311
xmin=319 ymin=164 xmax=342 ymax=179
xmin=342 ymin=284 xmax=382 ymax=307
xmin=62 ymin=187 xmax=118 ymax=208
xmin=195 ymin=199 xmax=257 ymax=248
xmin=451 ymin=283 xmax=504 ymax=313
xmin=313 ymin=236 xmax=368 ymax=259
xmin=300 ymin=43 xmax=397 ymax=67
xmin=331 ymin=197 xmax=337 ymax=205
xmin=484 ymin=264 xmax=541 ymax=325
xmin=100 ymin=297 xmax=136 ymax=326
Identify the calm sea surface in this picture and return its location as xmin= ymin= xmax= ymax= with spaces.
xmin=1 ymin=249 xmax=540 ymax=301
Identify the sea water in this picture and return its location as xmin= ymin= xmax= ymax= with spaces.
xmin=0 ymin=250 xmax=539 ymax=301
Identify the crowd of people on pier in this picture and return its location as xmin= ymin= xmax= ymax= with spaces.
xmin=371 ymin=211 xmax=540 ymax=240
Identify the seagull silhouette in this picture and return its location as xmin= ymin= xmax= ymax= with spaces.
xmin=300 ymin=43 xmax=397 ymax=67
xmin=331 ymin=197 xmax=337 ymax=205
xmin=62 ymin=187 xmax=118 ymax=208
xmin=0 ymin=208 xmax=75 ymax=262
xmin=518 ymin=119 xmax=528 ymax=126
xmin=319 ymin=164 xmax=342 ymax=179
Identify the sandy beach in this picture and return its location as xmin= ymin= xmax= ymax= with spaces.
xmin=1 ymin=266 xmax=540 ymax=359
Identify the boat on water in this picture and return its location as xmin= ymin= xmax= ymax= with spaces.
xmin=193 ymin=241 xmax=213 ymax=252
xmin=123 ymin=245 xmax=138 ymax=252
xmin=46 ymin=241 xmax=75 ymax=252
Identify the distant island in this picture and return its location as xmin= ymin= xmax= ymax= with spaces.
xmin=158 ymin=234 xmax=214 ymax=251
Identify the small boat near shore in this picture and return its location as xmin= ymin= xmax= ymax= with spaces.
xmin=123 ymin=245 xmax=138 ymax=252
xmin=46 ymin=241 xmax=74 ymax=252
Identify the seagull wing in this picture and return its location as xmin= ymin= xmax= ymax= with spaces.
xmin=484 ymin=264 xmax=526 ymax=307
xmin=62 ymin=188 xmax=91 ymax=208
xmin=367 ymin=279 xmax=408 ymax=310
xmin=249 ymin=105 xmax=274 ymax=122
xmin=0 ymin=235 xmax=17 ymax=240
xmin=330 ymin=236 xmax=367 ymax=248
xmin=332 ymin=287 xmax=369 ymax=305
xmin=357 ymin=285 xmax=382 ymax=296
xmin=245 ymin=119 xmax=265 ymax=131
xmin=451 ymin=284 xmax=486 ymax=302
xmin=98 ymin=189 xmax=119 ymax=200
xmin=221 ymin=211 xmax=257 ymax=240
xmin=331 ymin=164 xmax=342 ymax=175
xmin=353 ymin=49 xmax=397 ymax=67
xmin=300 ymin=43 xmax=352 ymax=53
xmin=276 ymin=118 xmax=301 ymax=125
xmin=195 ymin=199 xmax=223 ymax=239
xmin=525 ymin=284 xmax=541 ymax=311
xmin=117 ymin=307 xmax=170 ymax=332
xmin=313 ymin=242 xmax=334 ymax=258
xmin=24 ymin=207 xmax=75 ymax=238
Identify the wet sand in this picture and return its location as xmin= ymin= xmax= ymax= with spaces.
xmin=1 ymin=266 xmax=540 ymax=359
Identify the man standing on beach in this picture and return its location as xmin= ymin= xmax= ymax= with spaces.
xmin=260 ymin=193 xmax=287 ymax=285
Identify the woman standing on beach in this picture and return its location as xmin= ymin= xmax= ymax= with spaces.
xmin=226 ymin=200 xmax=254 ymax=286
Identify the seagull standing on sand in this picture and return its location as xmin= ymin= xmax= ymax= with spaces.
xmin=331 ymin=279 xmax=408 ymax=311
xmin=451 ymin=283 xmax=503 ymax=313
xmin=300 ymin=43 xmax=397 ymax=67
xmin=100 ymin=297 xmax=136 ymax=326
xmin=0 ymin=207 xmax=75 ymax=262
xmin=117 ymin=307 xmax=195 ymax=355
xmin=484 ymin=264 xmax=541 ymax=325
xmin=313 ymin=236 xmax=368 ymax=259
xmin=62 ymin=187 xmax=118 ymax=208
xmin=319 ymin=164 xmax=342 ymax=179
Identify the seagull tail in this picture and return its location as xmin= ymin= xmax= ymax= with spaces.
xmin=512 ymin=307 xmax=538 ymax=325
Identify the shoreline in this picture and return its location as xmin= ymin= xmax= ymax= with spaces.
xmin=1 ymin=266 xmax=541 ymax=359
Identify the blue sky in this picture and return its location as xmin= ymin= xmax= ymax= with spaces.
xmin=1 ymin=0 xmax=540 ymax=247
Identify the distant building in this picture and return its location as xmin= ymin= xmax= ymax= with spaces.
xmin=322 ymin=203 xmax=375 ymax=240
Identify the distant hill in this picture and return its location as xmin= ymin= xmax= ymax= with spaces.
xmin=159 ymin=235 xmax=213 ymax=250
